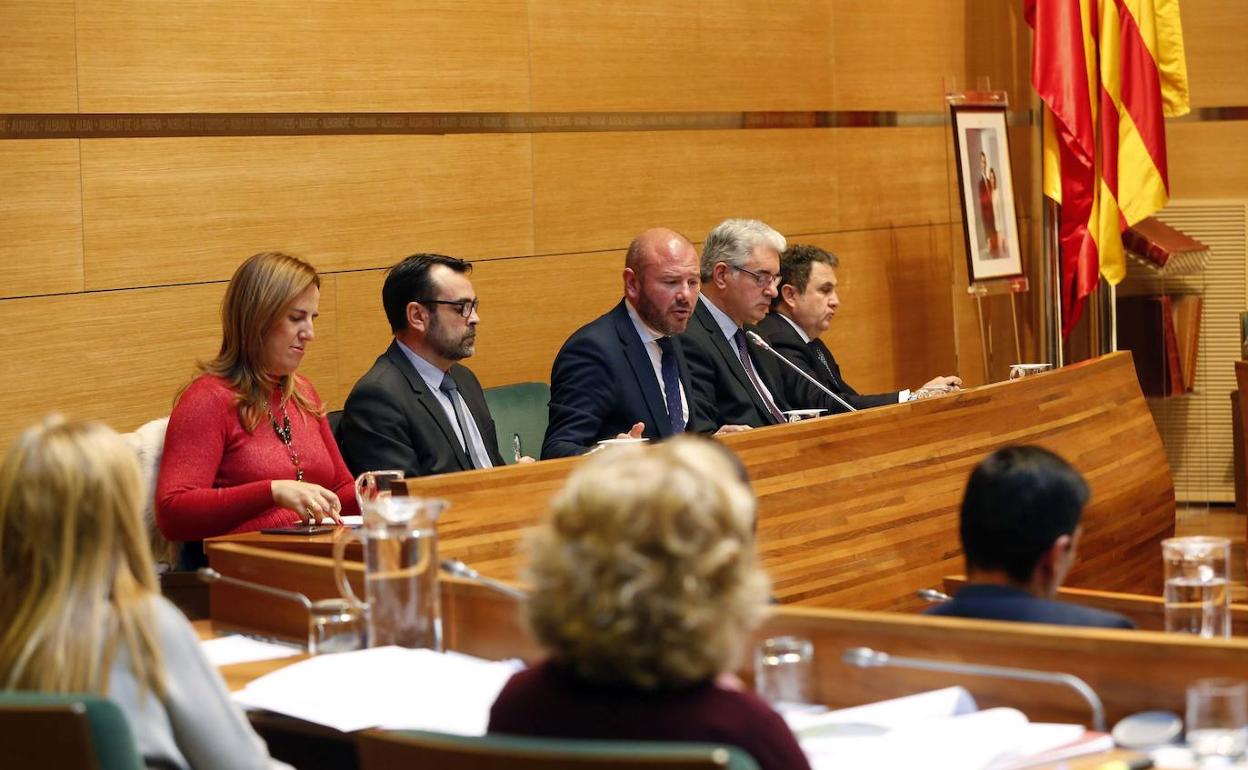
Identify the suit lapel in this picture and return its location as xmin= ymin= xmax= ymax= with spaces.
xmin=612 ymin=303 xmax=670 ymax=436
xmin=696 ymin=302 xmax=775 ymax=422
xmin=385 ymin=342 xmax=472 ymax=471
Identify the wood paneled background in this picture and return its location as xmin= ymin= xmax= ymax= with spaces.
xmin=0 ymin=0 xmax=1241 ymax=449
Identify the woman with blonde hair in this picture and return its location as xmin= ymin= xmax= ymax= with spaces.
xmin=489 ymin=436 xmax=810 ymax=770
xmin=157 ymin=251 xmax=358 ymax=542
xmin=0 ymin=416 xmax=285 ymax=769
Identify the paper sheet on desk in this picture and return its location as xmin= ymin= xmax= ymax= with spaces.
xmin=791 ymin=688 xmax=1101 ymax=770
xmin=200 ymin=635 xmax=302 ymax=667
xmin=232 ymin=646 xmax=522 ymax=734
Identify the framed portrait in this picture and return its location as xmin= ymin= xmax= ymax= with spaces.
xmin=951 ymin=104 xmax=1024 ymax=282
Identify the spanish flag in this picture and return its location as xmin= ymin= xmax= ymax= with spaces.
xmin=1026 ymin=0 xmax=1190 ymax=335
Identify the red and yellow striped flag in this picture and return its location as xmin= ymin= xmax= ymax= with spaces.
xmin=1026 ymin=0 xmax=1190 ymax=335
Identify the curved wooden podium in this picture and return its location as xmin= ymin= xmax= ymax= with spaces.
xmin=390 ymin=351 xmax=1173 ymax=610
xmin=216 ymin=352 xmax=1173 ymax=610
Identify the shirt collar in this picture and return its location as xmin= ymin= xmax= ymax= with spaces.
xmin=624 ymin=299 xmax=664 ymax=344
xmin=776 ymin=311 xmax=812 ymax=343
xmin=395 ymin=339 xmax=448 ymax=393
xmin=699 ymin=295 xmax=740 ymax=341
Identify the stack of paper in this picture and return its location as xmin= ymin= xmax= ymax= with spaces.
xmin=789 ymin=688 xmax=1110 ymax=770
xmin=200 ymin=635 xmax=303 ymax=667
xmin=232 ymin=646 xmax=523 ymax=734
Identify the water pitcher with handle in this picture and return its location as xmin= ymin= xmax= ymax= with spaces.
xmin=333 ymin=494 xmax=446 ymax=650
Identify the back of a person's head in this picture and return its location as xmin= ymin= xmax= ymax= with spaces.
xmin=960 ymin=445 xmax=1090 ymax=584
xmin=0 ymin=415 xmax=162 ymax=692
xmin=525 ymin=436 xmax=768 ymax=690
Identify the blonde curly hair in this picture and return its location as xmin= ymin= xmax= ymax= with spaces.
xmin=524 ymin=436 xmax=770 ymax=690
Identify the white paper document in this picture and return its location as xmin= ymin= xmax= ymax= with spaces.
xmin=232 ymin=646 xmax=523 ymax=734
xmin=199 ymin=635 xmax=303 ymax=667
xmin=790 ymin=688 xmax=1106 ymax=770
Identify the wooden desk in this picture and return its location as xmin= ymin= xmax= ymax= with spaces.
xmin=206 ymin=542 xmax=1247 ymax=729
xmin=215 ymin=352 xmax=1174 ymax=611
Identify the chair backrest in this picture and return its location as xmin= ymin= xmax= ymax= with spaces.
xmin=482 ymin=382 xmax=551 ymax=463
xmin=356 ymin=730 xmax=760 ymax=770
xmin=120 ymin=416 xmax=175 ymax=570
xmin=0 ymin=692 xmax=144 ymax=770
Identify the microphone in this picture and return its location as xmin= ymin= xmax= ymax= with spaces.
xmin=745 ymin=330 xmax=857 ymax=413
xmin=843 ymin=646 xmax=1106 ymax=731
xmin=198 ymin=567 xmax=312 ymax=610
xmin=440 ymin=558 xmax=528 ymax=601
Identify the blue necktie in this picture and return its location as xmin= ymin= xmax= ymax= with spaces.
xmin=656 ymin=337 xmax=685 ymax=435
xmin=439 ymin=373 xmax=483 ymax=469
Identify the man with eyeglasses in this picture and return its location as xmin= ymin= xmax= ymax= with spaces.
xmin=340 ymin=253 xmax=509 ymax=477
xmin=542 ymin=227 xmax=721 ymax=458
xmin=679 ymin=218 xmax=818 ymax=429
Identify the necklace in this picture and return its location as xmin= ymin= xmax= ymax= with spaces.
xmin=266 ymin=401 xmax=304 ymax=482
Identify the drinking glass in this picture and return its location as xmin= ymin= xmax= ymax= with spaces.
xmin=1187 ymin=678 xmax=1248 ymax=761
xmin=307 ymin=598 xmax=366 ymax=654
xmin=754 ymin=636 xmax=814 ymax=706
xmin=1163 ymin=536 xmax=1231 ymax=639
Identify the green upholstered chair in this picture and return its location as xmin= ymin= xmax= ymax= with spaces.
xmin=357 ymin=729 xmax=761 ymax=770
xmin=0 ymin=692 xmax=144 ymax=770
xmin=482 ymin=382 xmax=551 ymax=464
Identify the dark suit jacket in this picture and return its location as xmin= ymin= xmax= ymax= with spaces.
xmin=923 ymin=584 xmax=1136 ymax=629
xmin=339 ymin=340 xmax=505 ymax=477
xmin=677 ymin=299 xmax=792 ymax=429
xmin=542 ymin=301 xmax=709 ymax=459
xmin=753 ymin=312 xmax=900 ymax=411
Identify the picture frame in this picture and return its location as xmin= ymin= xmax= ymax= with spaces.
xmin=951 ymin=104 xmax=1024 ymax=282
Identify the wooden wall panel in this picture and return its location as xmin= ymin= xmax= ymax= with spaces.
xmin=0 ymin=0 xmax=77 ymax=112
xmin=835 ymin=127 xmax=955 ymax=230
xmin=533 ymin=129 xmax=838 ymax=255
xmin=1180 ymin=0 xmax=1248 ymax=108
xmin=80 ymin=135 xmax=534 ymax=290
xmin=74 ymin=0 xmax=530 ymax=112
xmin=331 ymin=251 xmax=627 ymax=403
xmin=529 ymin=0 xmax=833 ymax=111
xmin=0 ymin=277 xmax=341 ymax=450
xmin=832 ymin=0 xmax=967 ymax=110
xmin=0 ymin=141 xmax=84 ymax=299
xmin=1167 ymin=122 xmax=1248 ymax=200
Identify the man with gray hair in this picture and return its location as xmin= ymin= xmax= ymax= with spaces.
xmin=678 ymin=218 xmax=817 ymax=429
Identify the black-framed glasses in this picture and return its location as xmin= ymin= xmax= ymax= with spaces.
xmin=418 ymin=297 xmax=479 ymax=319
xmin=731 ymin=264 xmax=780 ymax=289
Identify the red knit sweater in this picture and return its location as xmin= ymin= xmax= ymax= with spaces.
xmin=156 ymin=375 xmax=359 ymax=540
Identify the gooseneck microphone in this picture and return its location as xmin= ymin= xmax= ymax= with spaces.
xmin=197 ymin=567 xmax=312 ymax=610
xmin=744 ymin=330 xmax=857 ymax=413
xmin=843 ymin=646 xmax=1106 ymax=731
xmin=440 ymin=558 xmax=528 ymax=601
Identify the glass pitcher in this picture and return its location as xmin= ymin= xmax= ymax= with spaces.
xmin=333 ymin=495 xmax=446 ymax=650
xmin=354 ymin=469 xmax=405 ymax=525
xmin=1163 ymin=536 xmax=1231 ymax=639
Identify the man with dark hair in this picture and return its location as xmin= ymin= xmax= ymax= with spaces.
xmin=754 ymin=244 xmax=960 ymax=412
xmin=542 ymin=228 xmax=720 ymax=458
xmin=339 ymin=253 xmax=507 ymax=477
xmin=925 ymin=445 xmax=1134 ymax=628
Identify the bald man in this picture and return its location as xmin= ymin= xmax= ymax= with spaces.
xmin=541 ymin=228 xmax=715 ymax=458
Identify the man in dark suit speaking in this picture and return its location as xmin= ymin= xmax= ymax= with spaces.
xmin=755 ymin=244 xmax=960 ymax=412
xmin=542 ymin=228 xmax=715 ymax=458
xmin=340 ymin=253 xmax=506 ymax=477
xmin=924 ymin=446 xmax=1134 ymax=629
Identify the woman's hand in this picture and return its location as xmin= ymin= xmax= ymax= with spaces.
xmin=271 ymin=480 xmax=344 ymax=525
